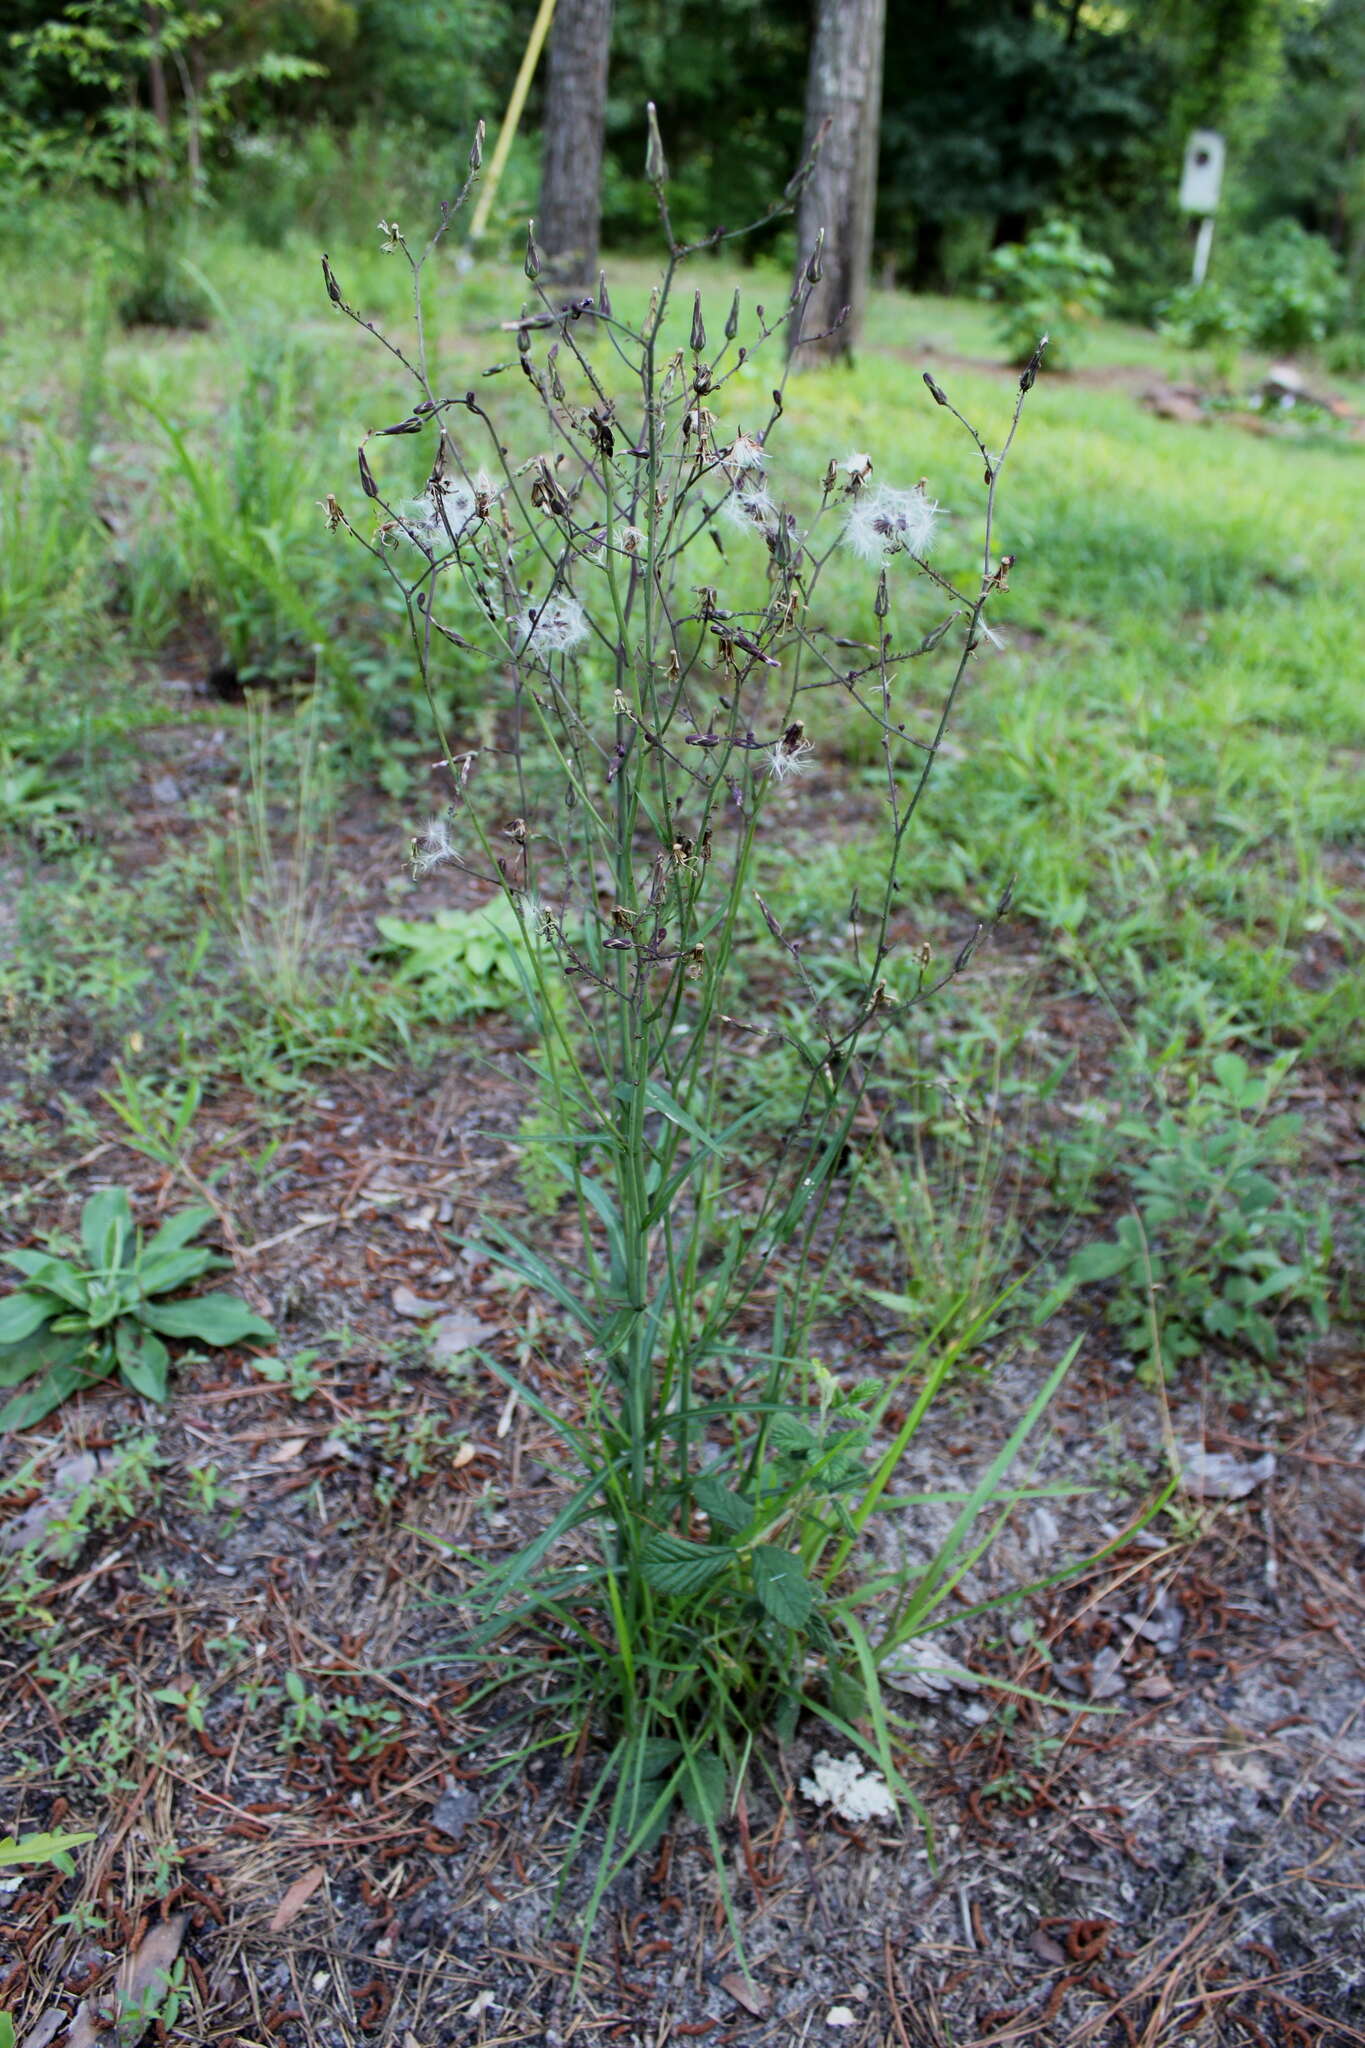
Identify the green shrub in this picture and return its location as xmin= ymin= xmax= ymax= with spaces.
xmin=983 ymin=219 xmax=1113 ymax=367
xmin=1158 ymin=281 xmax=1249 ymax=352
xmin=1063 ymin=1054 xmax=1330 ymax=1374
xmin=1236 ymin=221 xmax=1347 ymax=353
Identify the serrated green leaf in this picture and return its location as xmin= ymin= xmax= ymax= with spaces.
xmin=824 ymin=1664 xmax=869 ymax=1725
xmin=751 ymin=1544 xmax=814 ymax=1628
xmin=1066 ymin=1238 xmax=1134 ymax=1283
xmin=139 ymin=1294 xmax=275 ymax=1346
xmin=631 ymin=1736 xmax=682 ymax=1777
xmin=640 ymin=1531 xmax=736 ymax=1599
xmin=768 ymin=1411 xmax=817 ymax=1458
xmin=692 ymin=1473 xmax=754 ymax=1534
xmin=679 ymin=1748 xmax=727 ymax=1826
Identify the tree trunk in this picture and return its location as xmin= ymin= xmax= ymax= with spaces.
xmin=788 ymin=0 xmax=886 ymax=364
xmin=537 ymin=0 xmax=614 ymax=289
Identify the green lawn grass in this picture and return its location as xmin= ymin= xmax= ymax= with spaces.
xmin=1 ymin=203 xmax=1361 ymax=1244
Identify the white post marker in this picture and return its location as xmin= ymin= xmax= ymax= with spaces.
xmin=1179 ymin=129 xmax=1226 ymax=288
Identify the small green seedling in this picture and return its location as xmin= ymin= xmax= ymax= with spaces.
xmin=0 ymin=1826 xmax=95 ymax=1873
xmin=0 ymin=1187 xmax=274 ymax=1429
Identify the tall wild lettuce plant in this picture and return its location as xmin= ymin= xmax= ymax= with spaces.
xmin=327 ymin=115 xmax=1067 ymax=1911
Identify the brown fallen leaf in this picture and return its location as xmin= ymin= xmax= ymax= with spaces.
xmin=15 ymin=2010 xmax=66 ymax=2048
xmin=392 ymin=1284 xmax=447 ymax=1319
xmin=268 ymin=1437 xmax=309 ymax=1465
xmin=269 ymin=1864 xmax=326 ymax=1933
xmin=720 ymin=1970 xmax=770 ymax=2017
xmin=66 ymin=1912 xmax=188 ymax=2048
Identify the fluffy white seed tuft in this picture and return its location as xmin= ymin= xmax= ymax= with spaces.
xmin=513 ymin=593 xmax=590 ymax=655
xmin=841 ymin=484 xmax=938 ymax=563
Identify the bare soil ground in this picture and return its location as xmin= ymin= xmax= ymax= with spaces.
xmin=2 ymin=733 xmax=1363 ymax=2048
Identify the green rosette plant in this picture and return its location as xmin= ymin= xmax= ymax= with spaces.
xmin=0 ymin=1188 xmax=274 ymax=1430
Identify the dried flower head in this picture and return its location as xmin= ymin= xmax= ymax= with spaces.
xmin=725 ymin=433 xmax=767 ymax=477
xmin=513 ymin=593 xmax=590 ymax=655
xmin=842 ymin=484 xmax=938 ymax=563
xmin=615 ymin=524 xmax=647 ymax=556
xmin=840 ymin=451 xmax=874 ymax=485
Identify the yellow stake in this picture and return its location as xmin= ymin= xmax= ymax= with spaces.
xmin=468 ymin=0 xmax=560 ymax=246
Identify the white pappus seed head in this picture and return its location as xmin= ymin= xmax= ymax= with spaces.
xmin=401 ymin=479 xmax=479 ymax=551
xmin=842 ymin=484 xmax=938 ymax=563
xmin=766 ymin=732 xmax=815 ymax=782
xmin=725 ymin=433 xmax=767 ymax=476
xmin=411 ymin=814 xmax=458 ymax=876
xmin=513 ymin=593 xmax=590 ymax=655
xmin=718 ymin=481 xmax=777 ymax=537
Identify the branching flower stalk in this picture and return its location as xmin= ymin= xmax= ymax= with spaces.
xmin=326 ymin=117 xmax=1055 ymax=1892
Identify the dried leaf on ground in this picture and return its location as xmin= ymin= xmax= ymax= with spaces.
xmin=1177 ymin=1442 xmax=1276 ymax=1499
xmin=268 ymin=1864 xmax=326 ymax=1932
xmin=430 ymin=1307 xmax=494 ymax=1361
xmin=880 ymin=1636 xmax=980 ymax=1698
xmin=720 ymin=1971 xmax=770 ymax=2016
xmin=1 ymin=1453 xmax=106 ymax=1556
xmin=65 ymin=1912 xmax=187 ymax=2048
xmin=391 ymin=1284 xmax=448 ymax=1319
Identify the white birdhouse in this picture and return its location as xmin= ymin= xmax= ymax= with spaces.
xmin=1179 ymin=131 xmax=1225 ymax=216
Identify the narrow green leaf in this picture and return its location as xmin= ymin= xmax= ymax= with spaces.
xmin=0 ymin=1357 xmax=108 ymax=1432
xmin=139 ymin=1294 xmax=275 ymax=1345
xmin=2 ymin=1250 xmax=72 ymax=1282
xmin=639 ymin=1080 xmax=727 ymax=1157
xmin=80 ymin=1188 xmax=134 ymax=1274
xmin=135 ymin=1247 xmax=218 ymax=1298
xmin=0 ymin=1327 xmax=85 ymax=1388
xmin=751 ymin=1545 xmax=814 ymax=1628
xmin=141 ymin=1206 xmax=216 ymax=1262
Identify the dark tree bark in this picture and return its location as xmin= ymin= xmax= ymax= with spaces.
xmin=537 ymin=0 xmax=614 ymax=289
xmin=788 ymin=0 xmax=886 ymax=364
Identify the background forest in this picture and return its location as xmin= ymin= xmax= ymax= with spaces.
xmin=2 ymin=0 xmax=1364 ymax=325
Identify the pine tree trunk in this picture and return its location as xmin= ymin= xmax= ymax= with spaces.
xmin=537 ymin=0 xmax=614 ymax=289
xmin=788 ymin=0 xmax=886 ymax=364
